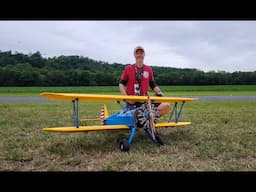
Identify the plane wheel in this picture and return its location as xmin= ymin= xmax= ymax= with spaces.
xmin=119 ymin=139 xmax=130 ymax=152
xmin=155 ymin=135 xmax=164 ymax=145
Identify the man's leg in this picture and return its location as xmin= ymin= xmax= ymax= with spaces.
xmin=157 ymin=103 xmax=171 ymax=117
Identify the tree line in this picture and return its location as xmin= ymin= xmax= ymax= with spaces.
xmin=0 ymin=50 xmax=255 ymax=86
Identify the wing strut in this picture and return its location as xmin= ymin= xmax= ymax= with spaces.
xmin=72 ymin=98 xmax=79 ymax=128
xmin=168 ymin=101 xmax=185 ymax=123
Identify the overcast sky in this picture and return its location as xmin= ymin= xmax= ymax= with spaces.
xmin=0 ymin=20 xmax=256 ymax=72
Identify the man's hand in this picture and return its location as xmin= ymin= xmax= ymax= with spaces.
xmin=153 ymin=86 xmax=163 ymax=97
xmin=155 ymin=92 xmax=163 ymax=97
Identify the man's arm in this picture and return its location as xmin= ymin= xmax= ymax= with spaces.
xmin=119 ymin=83 xmax=127 ymax=95
xmin=150 ymin=80 xmax=163 ymax=96
xmin=119 ymin=82 xmax=135 ymax=104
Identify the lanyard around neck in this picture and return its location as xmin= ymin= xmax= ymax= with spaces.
xmin=135 ymin=64 xmax=144 ymax=83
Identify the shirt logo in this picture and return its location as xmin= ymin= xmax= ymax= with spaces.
xmin=143 ymin=71 xmax=149 ymax=79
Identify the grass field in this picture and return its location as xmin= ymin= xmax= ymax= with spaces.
xmin=0 ymin=85 xmax=256 ymax=96
xmin=0 ymin=99 xmax=256 ymax=171
xmin=0 ymin=85 xmax=256 ymax=171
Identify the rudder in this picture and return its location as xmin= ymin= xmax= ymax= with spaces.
xmin=100 ymin=104 xmax=109 ymax=125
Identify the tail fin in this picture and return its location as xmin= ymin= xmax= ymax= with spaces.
xmin=100 ymin=104 xmax=109 ymax=125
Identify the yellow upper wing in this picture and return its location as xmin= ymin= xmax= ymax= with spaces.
xmin=40 ymin=92 xmax=197 ymax=103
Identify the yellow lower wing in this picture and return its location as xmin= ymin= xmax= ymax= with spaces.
xmin=43 ymin=125 xmax=129 ymax=133
xmin=156 ymin=122 xmax=191 ymax=127
xmin=42 ymin=122 xmax=192 ymax=133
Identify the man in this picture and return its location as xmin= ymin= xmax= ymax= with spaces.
xmin=119 ymin=46 xmax=170 ymax=117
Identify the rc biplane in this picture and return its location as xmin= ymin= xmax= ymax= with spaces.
xmin=41 ymin=92 xmax=197 ymax=152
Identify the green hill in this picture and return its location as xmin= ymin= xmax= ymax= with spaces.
xmin=0 ymin=50 xmax=255 ymax=86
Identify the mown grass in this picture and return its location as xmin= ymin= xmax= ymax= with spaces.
xmin=1 ymin=85 xmax=256 ymax=96
xmin=0 ymin=100 xmax=256 ymax=171
xmin=0 ymin=86 xmax=120 ymax=96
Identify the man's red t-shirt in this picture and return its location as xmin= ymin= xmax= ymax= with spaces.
xmin=120 ymin=64 xmax=154 ymax=95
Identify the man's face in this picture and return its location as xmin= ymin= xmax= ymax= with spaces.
xmin=134 ymin=49 xmax=145 ymax=61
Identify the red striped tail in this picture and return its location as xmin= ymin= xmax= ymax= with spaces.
xmin=100 ymin=106 xmax=105 ymax=125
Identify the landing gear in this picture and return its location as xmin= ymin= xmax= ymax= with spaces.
xmin=133 ymin=102 xmax=165 ymax=147
xmin=155 ymin=134 xmax=164 ymax=145
xmin=119 ymin=139 xmax=130 ymax=152
xmin=117 ymin=101 xmax=164 ymax=152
